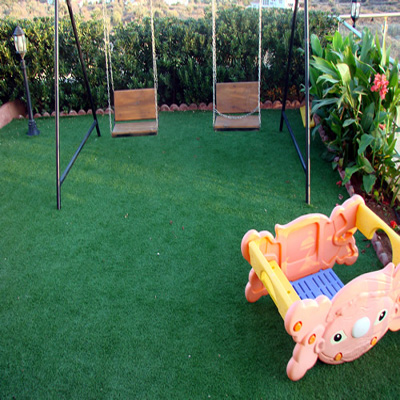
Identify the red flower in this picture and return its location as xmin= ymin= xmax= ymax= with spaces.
xmin=336 ymin=180 xmax=342 ymax=187
xmin=371 ymin=73 xmax=389 ymax=100
xmin=390 ymin=220 xmax=397 ymax=229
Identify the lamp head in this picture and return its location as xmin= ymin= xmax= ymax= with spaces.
xmin=13 ymin=26 xmax=27 ymax=59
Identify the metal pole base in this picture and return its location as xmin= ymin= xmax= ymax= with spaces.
xmin=27 ymin=119 xmax=40 ymax=136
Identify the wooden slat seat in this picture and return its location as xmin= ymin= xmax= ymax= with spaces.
xmin=214 ymin=115 xmax=260 ymax=131
xmin=214 ymin=82 xmax=260 ymax=131
xmin=112 ymin=120 xmax=158 ymax=137
xmin=112 ymin=88 xmax=158 ymax=137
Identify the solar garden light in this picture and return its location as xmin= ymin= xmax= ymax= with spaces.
xmin=351 ymin=0 xmax=361 ymax=28
xmin=13 ymin=26 xmax=40 ymax=136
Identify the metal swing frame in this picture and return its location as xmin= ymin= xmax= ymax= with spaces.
xmin=279 ymin=0 xmax=311 ymax=204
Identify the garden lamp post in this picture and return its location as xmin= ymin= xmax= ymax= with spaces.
xmin=13 ymin=26 xmax=40 ymax=136
xmin=351 ymin=0 xmax=361 ymax=28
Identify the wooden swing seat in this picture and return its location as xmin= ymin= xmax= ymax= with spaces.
xmin=112 ymin=88 xmax=158 ymax=137
xmin=214 ymin=82 xmax=260 ymax=131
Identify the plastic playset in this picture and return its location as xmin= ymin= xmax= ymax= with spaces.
xmin=241 ymin=195 xmax=400 ymax=381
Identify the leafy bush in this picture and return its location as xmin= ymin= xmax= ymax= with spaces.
xmin=0 ymin=9 xmax=336 ymax=112
xmin=310 ymin=29 xmax=400 ymax=205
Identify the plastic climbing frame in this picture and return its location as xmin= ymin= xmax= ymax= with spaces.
xmin=241 ymin=195 xmax=400 ymax=381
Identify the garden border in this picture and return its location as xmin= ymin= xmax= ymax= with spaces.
xmin=0 ymin=99 xmax=303 ymax=129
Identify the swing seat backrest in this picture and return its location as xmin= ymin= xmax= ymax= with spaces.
xmin=114 ymin=89 xmax=157 ymax=122
xmin=216 ymin=82 xmax=259 ymax=114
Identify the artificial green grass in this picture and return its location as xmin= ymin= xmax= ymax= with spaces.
xmin=0 ymin=110 xmax=398 ymax=399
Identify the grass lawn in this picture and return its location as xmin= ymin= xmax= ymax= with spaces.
xmin=0 ymin=110 xmax=398 ymax=399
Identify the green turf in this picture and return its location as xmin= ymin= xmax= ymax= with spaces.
xmin=0 ymin=110 xmax=398 ymax=399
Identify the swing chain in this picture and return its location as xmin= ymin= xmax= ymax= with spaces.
xmin=150 ymin=0 xmax=158 ymax=125
xmin=102 ymin=0 xmax=113 ymax=134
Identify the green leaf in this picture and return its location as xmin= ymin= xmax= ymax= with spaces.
xmin=311 ymin=97 xmax=339 ymax=114
xmin=397 ymin=105 xmax=400 ymax=128
xmin=336 ymin=63 xmax=351 ymax=85
xmin=332 ymin=31 xmax=343 ymax=51
xmin=360 ymin=103 xmax=375 ymax=132
xmin=389 ymin=63 xmax=399 ymax=89
xmin=387 ymin=136 xmax=397 ymax=155
xmin=357 ymin=134 xmax=374 ymax=155
xmin=343 ymin=165 xmax=360 ymax=184
xmin=322 ymin=85 xmax=339 ymax=97
xmin=311 ymin=57 xmax=339 ymax=80
xmin=343 ymin=47 xmax=356 ymax=71
xmin=343 ymin=118 xmax=356 ymax=128
xmin=311 ymin=34 xmax=323 ymax=58
xmin=360 ymin=30 xmax=373 ymax=64
xmin=363 ymin=174 xmax=376 ymax=193
xmin=359 ymin=155 xmax=375 ymax=174
xmin=316 ymin=74 xmax=339 ymax=85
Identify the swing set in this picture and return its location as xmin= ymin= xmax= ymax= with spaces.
xmin=54 ymin=0 xmax=311 ymax=212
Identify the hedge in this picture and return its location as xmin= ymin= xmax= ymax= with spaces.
xmin=0 ymin=8 xmax=336 ymax=113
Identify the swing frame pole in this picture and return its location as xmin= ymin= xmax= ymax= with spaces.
xmin=279 ymin=0 xmax=299 ymax=132
xmin=279 ymin=0 xmax=311 ymax=205
xmin=65 ymin=0 xmax=101 ymax=137
xmin=55 ymin=0 xmax=101 ymax=210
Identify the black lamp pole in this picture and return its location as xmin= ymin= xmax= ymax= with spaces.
xmin=13 ymin=26 xmax=40 ymax=136
xmin=351 ymin=0 xmax=361 ymax=29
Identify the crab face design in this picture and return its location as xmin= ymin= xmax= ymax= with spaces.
xmin=284 ymin=263 xmax=400 ymax=381
xmin=319 ymin=295 xmax=395 ymax=364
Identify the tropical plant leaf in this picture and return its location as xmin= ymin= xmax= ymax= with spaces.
xmin=363 ymin=174 xmax=376 ymax=193
xmin=389 ymin=63 xmax=399 ymax=89
xmin=311 ymin=97 xmax=339 ymax=113
xmin=343 ymin=46 xmax=356 ymax=71
xmin=311 ymin=57 xmax=339 ymax=79
xmin=359 ymin=155 xmax=375 ymax=174
xmin=397 ymin=105 xmax=400 ymax=128
xmin=343 ymin=165 xmax=360 ymax=183
xmin=343 ymin=118 xmax=356 ymax=128
xmin=359 ymin=29 xmax=373 ymax=63
xmin=332 ymin=31 xmax=343 ymax=51
xmin=336 ymin=63 xmax=351 ymax=85
xmin=311 ymin=34 xmax=323 ymax=58
xmin=357 ymin=134 xmax=374 ymax=155
xmin=360 ymin=103 xmax=375 ymax=132
xmin=316 ymin=74 xmax=339 ymax=85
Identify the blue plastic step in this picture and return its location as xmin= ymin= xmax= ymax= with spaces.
xmin=291 ymin=269 xmax=344 ymax=300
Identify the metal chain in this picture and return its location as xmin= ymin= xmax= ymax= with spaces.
xmin=258 ymin=0 xmax=262 ymax=128
xmin=103 ymin=0 xmax=157 ymax=131
xmin=212 ymin=0 xmax=216 ymax=125
xmin=102 ymin=0 xmax=112 ymax=134
xmin=212 ymin=0 xmax=262 ymax=123
xmin=214 ymin=107 xmax=260 ymax=120
xmin=150 ymin=0 xmax=158 ymax=124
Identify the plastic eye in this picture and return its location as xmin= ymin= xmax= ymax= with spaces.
xmin=331 ymin=330 xmax=347 ymax=345
xmin=374 ymin=309 xmax=388 ymax=325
